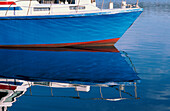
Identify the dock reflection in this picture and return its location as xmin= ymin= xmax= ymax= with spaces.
xmin=0 ymin=46 xmax=140 ymax=110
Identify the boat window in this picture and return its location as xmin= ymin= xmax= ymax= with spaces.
xmin=69 ymin=6 xmax=85 ymax=10
xmin=34 ymin=82 xmax=50 ymax=86
xmin=4 ymin=91 xmax=23 ymax=102
xmin=0 ymin=92 xmax=8 ymax=100
xmin=38 ymin=0 xmax=75 ymax=4
xmin=91 ymin=0 xmax=95 ymax=3
xmin=34 ymin=7 xmax=50 ymax=11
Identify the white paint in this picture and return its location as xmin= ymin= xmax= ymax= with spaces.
xmin=75 ymin=86 xmax=90 ymax=92
xmin=121 ymin=1 xmax=127 ymax=9
xmin=109 ymin=2 xmax=113 ymax=9
xmin=0 ymin=0 xmax=141 ymax=17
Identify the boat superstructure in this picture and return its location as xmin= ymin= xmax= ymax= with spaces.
xmin=0 ymin=77 xmax=140 ymax=111
xmin=0 ymin=0 xmax=100 ymax=17
xmin=0 ymin=78 xmax=30 ymax=110
xmin=0 ymin=0 xmax=141 ymax=17
xmin=0 ymin=0 xmax=143 ymax=47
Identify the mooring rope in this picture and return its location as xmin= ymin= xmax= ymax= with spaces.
xmin=27 ymin=0 xmax=32 ymax=15
xmin=76 ymin=0 xmax=80 ymax=13
xmin=101 ymin=0 xmax=104 ymax=10
xmin=5 ymin=1 xmax=19 ymax=16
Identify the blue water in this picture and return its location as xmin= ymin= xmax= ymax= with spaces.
xmin=0 ymin=0 xmax=170 ymax=111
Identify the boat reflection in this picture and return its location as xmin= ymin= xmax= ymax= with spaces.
xmin=0 ymin=77 xmax=139 ymax=111
xmin=0 ymin=46 xmax=140 ymax=110
xmin=0 ymin=46 xmax=139 ymax=83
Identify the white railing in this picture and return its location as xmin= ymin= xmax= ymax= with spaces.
xmin=5 ymin=1 xmax=19 ymax=16
xmin=100 ymin=0 xmax=140 ymax=10
xmin=121 ymin=0 xmax=140 ymax=8
xmin=5 ymin=0 xmax=33 ymax=16
xmin=4 ymin=0 xmax=140 ymax=16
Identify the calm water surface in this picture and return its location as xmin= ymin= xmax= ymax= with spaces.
xmin=116 ymin=0 xmax=170 ymax=110
xmin=0 ymin=0 xmax=170 ymax=111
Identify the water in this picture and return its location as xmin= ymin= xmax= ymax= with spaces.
xmin=0 ymin=0 xmax=170 ymax=111
xmin=116 ymin=0 xmax=170 ymax=110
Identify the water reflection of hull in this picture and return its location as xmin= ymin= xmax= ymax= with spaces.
xmin=0 ymin=46 xmax=139 ymax=84
xmin=0 ymin=46 xmax=140 ymax=110
xmin=0 ymin=45 xmax=119 ymax=52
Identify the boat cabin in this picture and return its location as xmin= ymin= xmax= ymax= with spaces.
xmin=0 ymin=0 xmax=140 ymax=17
xmin=39 ymin=0 xmax=95 ymax=4
xmin=0 ymin=0 xmax=99 ymax=16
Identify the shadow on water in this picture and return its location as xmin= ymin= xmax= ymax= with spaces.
xmin=0 ymin=46 xmax=140 ymax=111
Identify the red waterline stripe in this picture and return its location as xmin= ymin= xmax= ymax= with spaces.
xmin=0 ymin=46 xmax=120 ymax=53
xmin=0 ymin=84 xmax=17 ymax=90
xmin=0 ymin=38 xmax=120 ymax=48
xmin=54 ymin=38 xmax=120 ymax=46
xmin=0 ymin=1 xmax=16 ymax=5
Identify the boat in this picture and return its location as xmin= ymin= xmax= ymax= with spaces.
xmin=0 ymin=0 xmax=143 ymax=47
